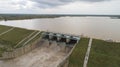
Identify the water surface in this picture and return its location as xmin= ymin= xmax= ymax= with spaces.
xmin=0 ymin=17 xmax=120 ymax=42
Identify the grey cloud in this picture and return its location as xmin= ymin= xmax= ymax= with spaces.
xmin=80 ymin=0 xmax=110 ymax=2
xmin=59 ymin=0 xmax=74 ymax=2
xmin=30 ymin=0 xmax=63 ymax=8
xmin=30 ymin=0 xmax=111 ymax=8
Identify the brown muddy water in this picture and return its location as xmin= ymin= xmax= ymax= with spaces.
xmin=0 ymin=17 xmax=120 ymax=42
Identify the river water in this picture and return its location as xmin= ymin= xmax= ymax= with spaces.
xmin=0 ymin=17 xmax=120 ymax=42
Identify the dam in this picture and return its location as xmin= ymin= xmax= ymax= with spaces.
xmin=42 ymin=32 xmax=80 ymax=48
xmin=0 ymin=30 xmax=80 ymax=67
xmin=40 ymin=32 xmax=80 ymax=67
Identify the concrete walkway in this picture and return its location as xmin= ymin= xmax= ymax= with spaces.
xmin=22 ymin=31 xmax=41 ymax=46
xmin=14 ymin=31 xmax=37 ymax=48
xmin=83 ymin=38 xmax=92 ymax=67
xmin=0 ymin=27 xmax=14 ymax=36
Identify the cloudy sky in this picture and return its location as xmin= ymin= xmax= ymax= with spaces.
xmin=0 ymin=0 xmax=120 ymax=15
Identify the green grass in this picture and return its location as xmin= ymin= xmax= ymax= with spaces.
xmin=0 ymin=47 xmax=6 ymax=57
xmin=69 ymin=38 xmax=89 ymax=67
xmin=0 ymin=25 xmax=12 ymax=34
xmin=88 ymin=39 xmax=120 ymax=67
xmin=26 ymin=32 xmax=42 ymax=45
xmin=0 ymin=25 xmax=42 ymax=57
xmin=16 ymin=31 xmax=42 ymax=48
xmin=0 ymin=28 xmax=34 ymax=47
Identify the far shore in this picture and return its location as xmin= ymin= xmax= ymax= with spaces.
xmin=0 ymin=14 xmax=120 ymax=21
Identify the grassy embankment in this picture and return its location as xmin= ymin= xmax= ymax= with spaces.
xmin=69 ymin=38 xmax=120 ymax=67
xmin=69 ymin=38 xmax=89 ymax=67
xmin=0 ymin=25 xmax=11 ymax=34
xmin=88 ymin=39 xmax=120 ymax=67
xmin=0 ymin=25 xmax=41 ymax=57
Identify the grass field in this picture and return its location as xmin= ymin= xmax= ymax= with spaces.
xmin=88 ymin=39 xmax=120 ymax=67
xmin=0 ymin=25 xmax=41 ymax=57
xmin=68 ymin=38 xmax=120 ymax=67
xmin=68 ymin=38 xmax=89 ymax=67
xmin=0 ymin=25 xmax=11 ymax=34
xmin=0 ymin=28 xmax=34 ymax=46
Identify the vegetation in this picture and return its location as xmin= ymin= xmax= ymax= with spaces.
xmin=0 ymin=25 xmax=42 ymax=57
xmin=0 ymin=47 xmax=6 ymax=57
xmin=0 ymin=28 xmax=34 ymax=47
xmin=0 ymin=14 xmax=120 ymax=21
xmin=26 ymin=32 xmax=42 ymax=45
xmin=16 ymin=31 xmax=42 ymax=48
xmin=0 ymin=14 xmax=61 ymax=21
xmin=88 ymin=39 xmax=120 ymax=67
xmin=69 ymin=38 xmax=89 ymax=67
xmin=68 ymin=38 xmax=120 ymax=67
xmin=0 ymin=25 xmax=11 ymax=34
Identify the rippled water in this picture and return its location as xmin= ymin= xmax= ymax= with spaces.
xmin=0 ymin=17 xmax=120 ymax=42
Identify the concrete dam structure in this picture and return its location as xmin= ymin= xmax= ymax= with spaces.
xmin=0 ymin=32 xmax=80 ymax=67
xmin=41 ymin=32 xmax=80 ymax=67
xmin=42 ymin=32 xmax=80 ymax=54
xmin=42 ymin=32 xmax=80 ymax=47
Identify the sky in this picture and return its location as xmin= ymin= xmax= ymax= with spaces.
xmin=0 ymin=0 xmax=120 ymax=15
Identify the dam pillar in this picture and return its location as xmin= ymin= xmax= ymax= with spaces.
xmin=57 ymin=34 xmax=61 ymax=41
xmin=57 ymin=37 xmax=61 ymax=41
xmin=49 ymin=33 xmax=53 ymax=39
xmin=50 ymin=41 xmax=57 ymax=49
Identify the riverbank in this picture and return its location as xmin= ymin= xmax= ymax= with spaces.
xmin=68 ymin=37 xmax=120 ymax=67
xmin=0 ymin=14 xmax=120 ymax=21
xmin=0 ymin=14 xmax=61 ymax=21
